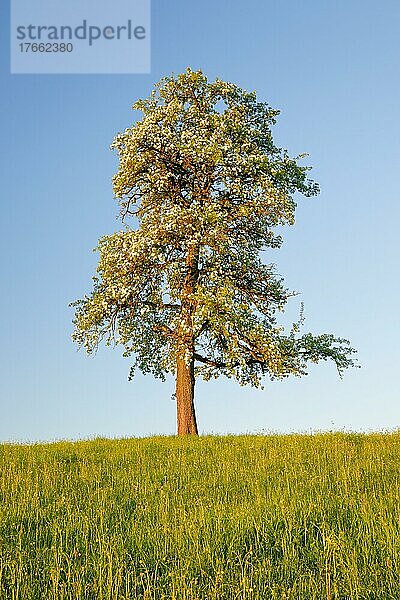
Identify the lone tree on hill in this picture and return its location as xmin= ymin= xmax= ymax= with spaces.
xmin=71 ymin=68 xmax=357 ymax=435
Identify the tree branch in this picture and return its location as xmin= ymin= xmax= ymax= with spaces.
xmin=194 ymin=353 xmax=227 ymax=368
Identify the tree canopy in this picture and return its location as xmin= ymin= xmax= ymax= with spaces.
xmin=71 ymin=68 xmax=357 ymax=434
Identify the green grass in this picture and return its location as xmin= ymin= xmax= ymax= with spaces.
xmin=1 ymin=432 xmax=400 ymax=599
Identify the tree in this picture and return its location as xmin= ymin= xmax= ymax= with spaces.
xmin=71 ymin=68 xmax=357 ymax=435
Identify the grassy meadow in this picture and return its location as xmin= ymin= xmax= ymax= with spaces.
xmin=1 ymin=432 xmax=400 ymax=599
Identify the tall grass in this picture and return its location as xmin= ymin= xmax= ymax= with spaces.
xmin=1 ymin=432 xmax=400 ymax=599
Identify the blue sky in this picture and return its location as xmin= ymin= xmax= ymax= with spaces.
xmin=1 ymin=0 xmax=399 ymax=442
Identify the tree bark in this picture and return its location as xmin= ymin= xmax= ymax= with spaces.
xmin=176 ymin=352 xmax=198 ymax=435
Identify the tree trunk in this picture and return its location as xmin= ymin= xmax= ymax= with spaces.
xmin=175 ymin=242 xmax=200 ymax=435
xmin=176 ymin=352 xmax=198 ymax=435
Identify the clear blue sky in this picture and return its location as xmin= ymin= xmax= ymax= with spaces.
xmin=1 ymin=0 xmax=399 ymax=442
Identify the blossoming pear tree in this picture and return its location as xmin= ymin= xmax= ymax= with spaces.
xmin=71 ymin=68 xmax=357 ymax=435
